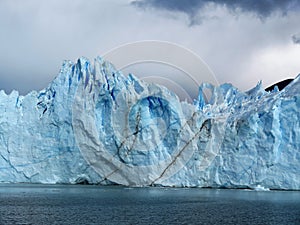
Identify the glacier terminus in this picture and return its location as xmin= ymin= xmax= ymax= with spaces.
xmin=0 ymin=57 xmax=299 ymax=190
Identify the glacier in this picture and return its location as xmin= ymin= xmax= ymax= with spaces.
xmin=0 ymin=56 xmax=299 ymax=190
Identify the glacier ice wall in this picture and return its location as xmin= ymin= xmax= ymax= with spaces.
xmin=0 ymin=57 xmax=299 ymax=189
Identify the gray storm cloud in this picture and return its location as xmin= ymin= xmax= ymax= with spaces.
xmin=292 ymin=34 xmax=300 ymax=44
xmin=132 ymin=0 xmax=300 ymax=22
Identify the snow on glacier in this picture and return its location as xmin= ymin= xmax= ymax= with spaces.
xmin=0 ymin=56 xmax=299 ymax=189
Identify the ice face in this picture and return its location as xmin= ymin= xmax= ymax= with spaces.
xmin=0 ymin=56 xmax=299 ymax=189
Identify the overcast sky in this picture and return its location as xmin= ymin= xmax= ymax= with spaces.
xmin=0 ymin=0 xmax=300 ymax=95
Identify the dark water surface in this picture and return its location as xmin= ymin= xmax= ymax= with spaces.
xmin=0 ymin=184 xmax=300 ymax=225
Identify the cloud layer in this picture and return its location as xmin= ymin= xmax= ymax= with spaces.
xmin=132 ymin=0 xmax=300 ymax=20
xmin=0 ymin=0 xmax=300 ymax=96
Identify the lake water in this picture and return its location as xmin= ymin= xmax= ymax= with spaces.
xmin=0 ymin=184 xmax=300 ymax=225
